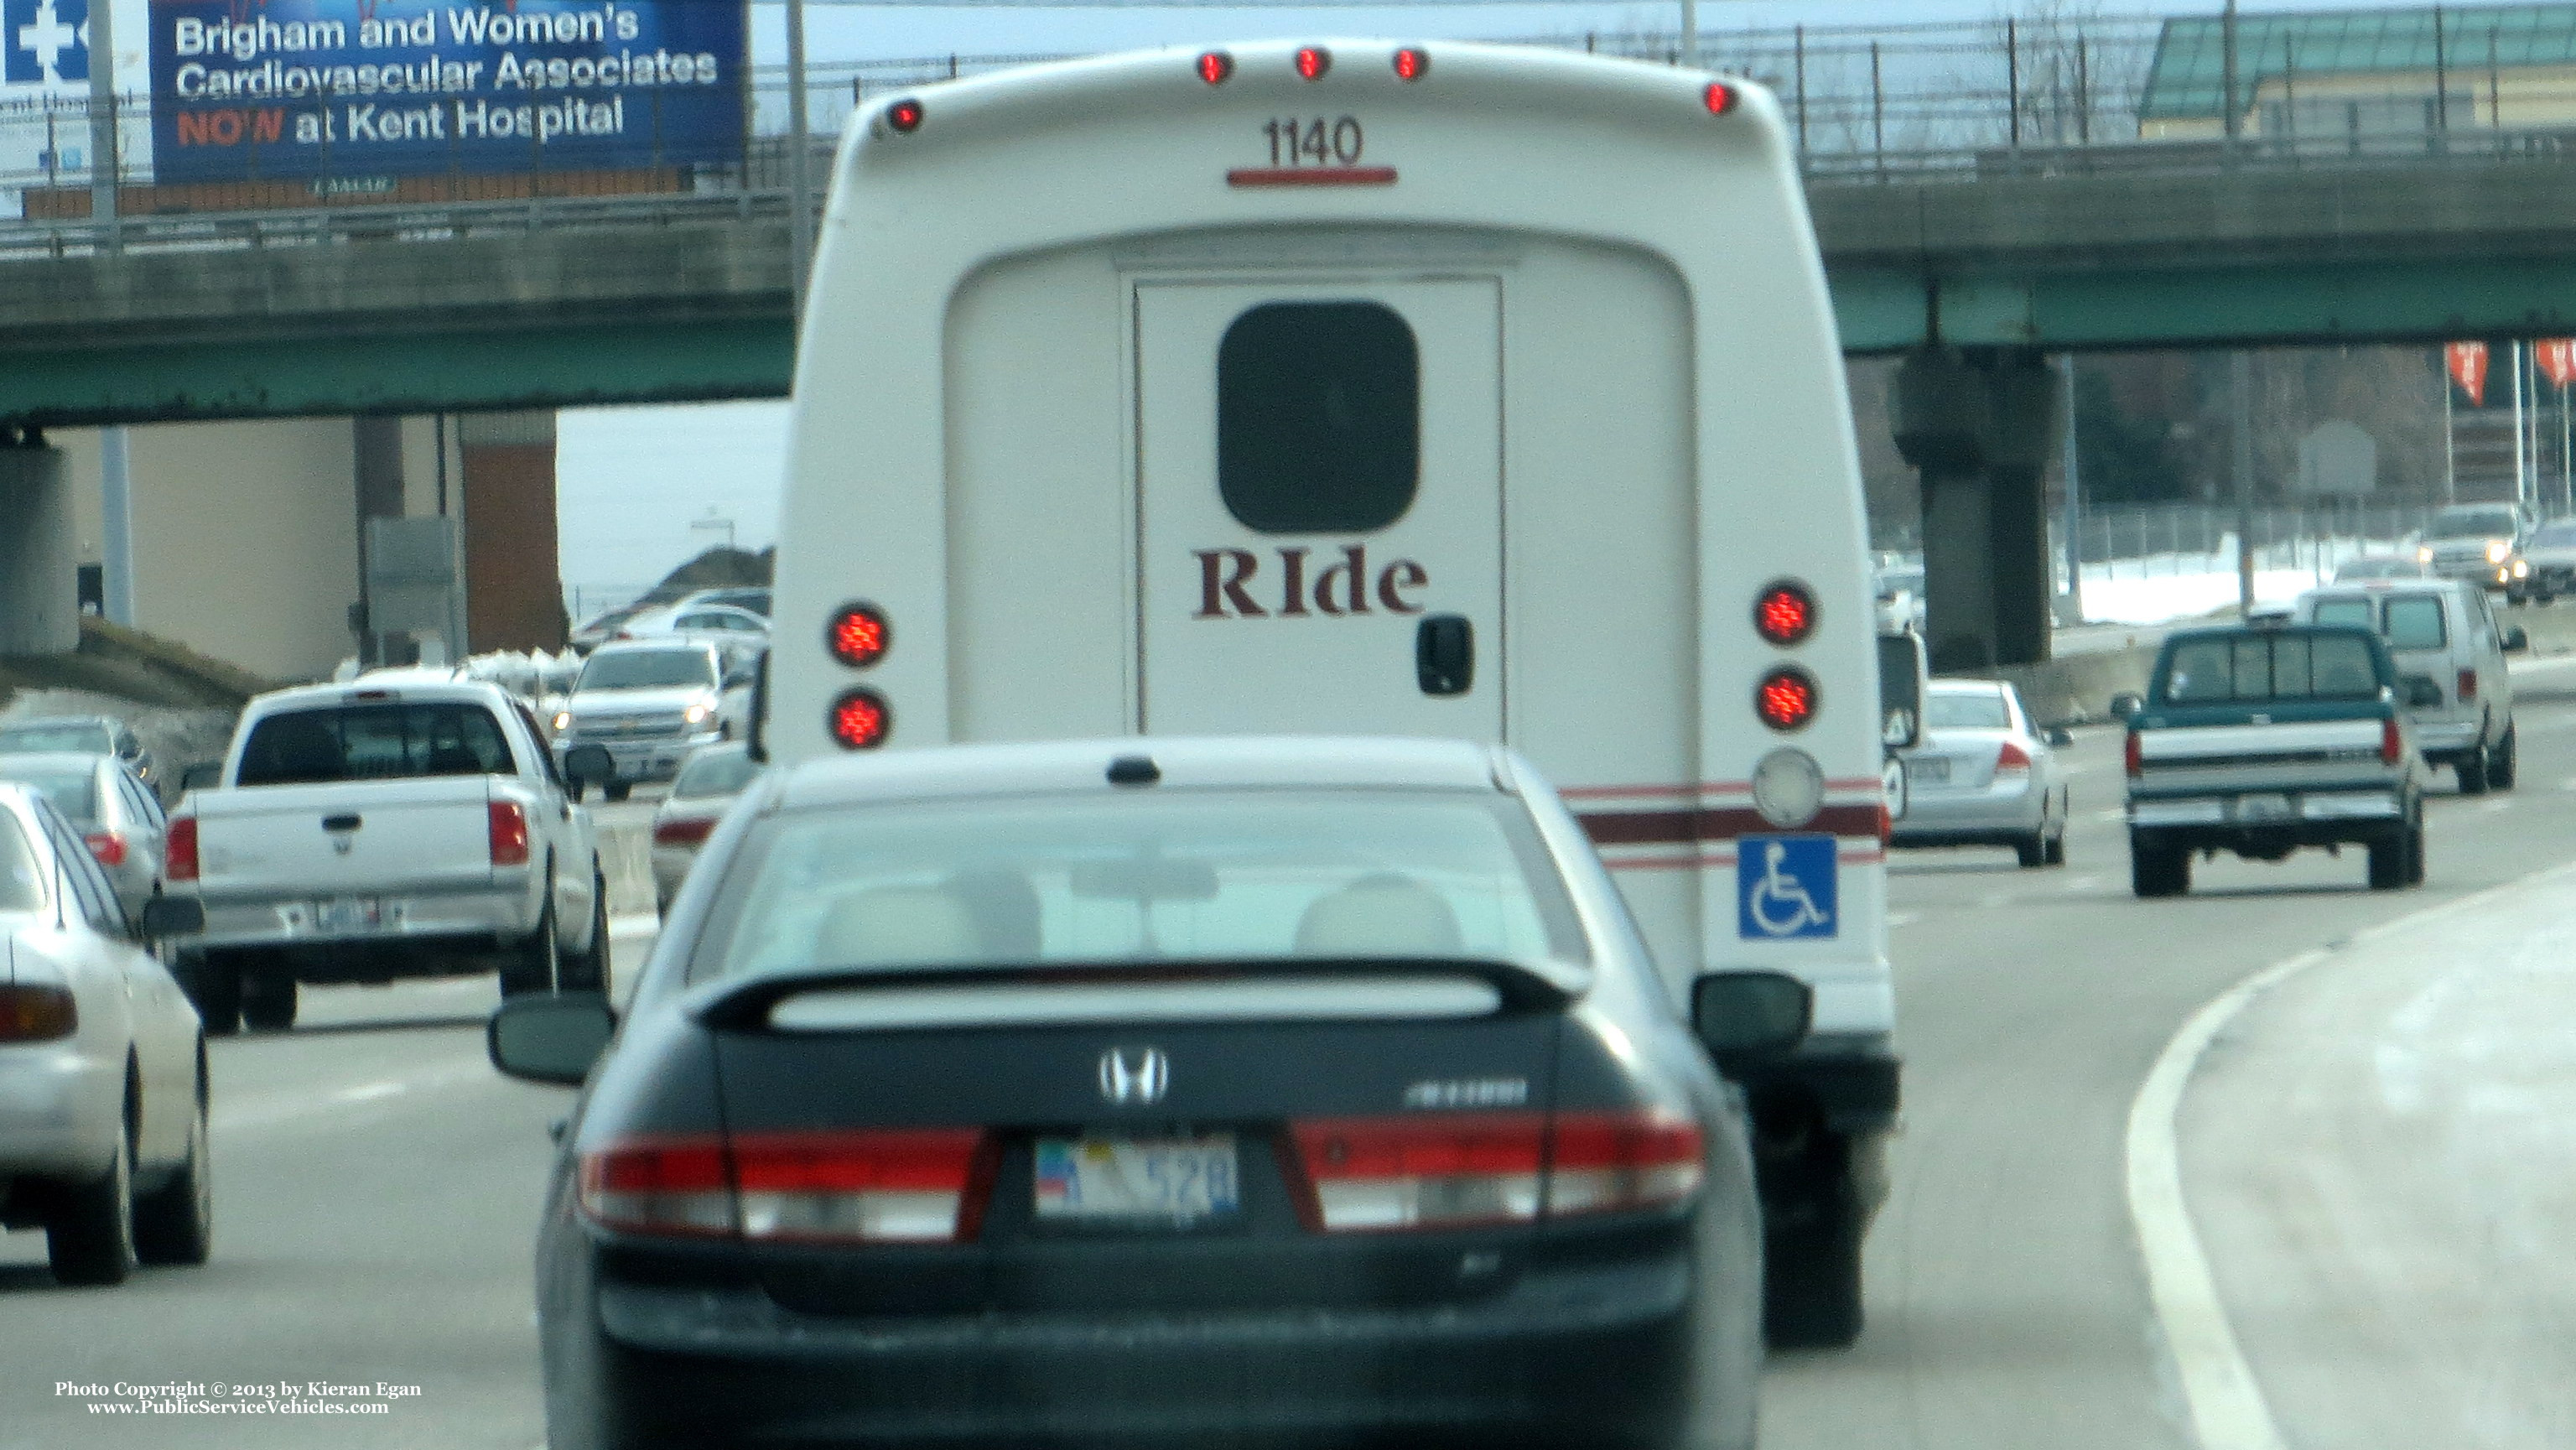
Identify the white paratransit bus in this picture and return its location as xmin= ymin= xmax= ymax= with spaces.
xmin=767 ymin=39 xmax=1898 ymax=1348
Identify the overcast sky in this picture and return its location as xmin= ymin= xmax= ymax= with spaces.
xmin=556 ymin=0 xmax=2448 ymax=606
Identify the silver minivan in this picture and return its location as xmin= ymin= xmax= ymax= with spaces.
xmin=2295 ymin=579 xmax=2526 ymax=792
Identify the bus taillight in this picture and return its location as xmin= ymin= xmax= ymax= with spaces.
xmin=1753 ymin=580 xmax=1816 ymax=647
xmin=831 ymin=690 xmax=892 ymax=751
xmin=828 ymin=603 xmax=891 ymax=668
xmin=1755 ymin=668 xmax=1817 ymax=732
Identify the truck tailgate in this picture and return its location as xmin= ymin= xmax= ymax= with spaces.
xmin=195 ymin=777 xmax=498 ymax=898
xmin=2137 ymin=719 xmax=2388 ymax=792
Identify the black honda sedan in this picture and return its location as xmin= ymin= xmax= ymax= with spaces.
xmin=491 ymin=735 xmax=1809 ymax=1450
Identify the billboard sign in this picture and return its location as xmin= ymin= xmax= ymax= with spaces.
xmin=5 ymin=0 xmax=89 ymax=86
xmin=147 ymin=0 xmax=745 ymax=183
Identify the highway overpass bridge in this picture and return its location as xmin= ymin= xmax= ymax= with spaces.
xmin=12 ymin=141 xmax=2576 ymax=673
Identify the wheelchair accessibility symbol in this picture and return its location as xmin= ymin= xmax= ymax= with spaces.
xmin=1737 ymin=835 xmax=1837 ymax=940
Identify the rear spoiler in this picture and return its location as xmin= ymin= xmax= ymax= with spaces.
xmin=690 ymin=957 xmax=1577 ymax=1032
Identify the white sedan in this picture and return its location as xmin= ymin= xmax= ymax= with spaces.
xmin=0 ymin=783 xmax=210 ymax=1285
xmin=1889 ymin=679 xmax=2071 ymax=869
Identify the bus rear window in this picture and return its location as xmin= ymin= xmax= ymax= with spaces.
xmin=2161 ymin=633 xmax=2381 ymax=704
xmin=1218 ymin=301 xmax=1419 ymax=533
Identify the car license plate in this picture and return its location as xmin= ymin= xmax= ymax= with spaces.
xmin=314 ymin=897 xmax=384 ymax=932
xmin=1035 ymin=1134 xmax=1239 ymax=1224
xmin=1911 ymin=756 xmax=1950 ymax=783
xmin=2234 ymin=793 xmax=2293 ymax=822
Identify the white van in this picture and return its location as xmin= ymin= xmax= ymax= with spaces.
xmin=2294 ymin=578 xmax=2526 ymax=791
xmin=770 ymin=40 xmax=1896 ymax=1347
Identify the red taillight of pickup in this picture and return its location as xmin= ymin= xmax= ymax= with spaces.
xmin=164 ymin=817 xmax=200 ymax=882
xmin=488 ymin=800 xmax=530 ymax=866
xmin=2381 ymin=718 xmax=2405 ymax=767
xmin=2124 ymin=730 xmax=2143 ymax=778
xmin=652 ymin=817 xmax=714 ymax=849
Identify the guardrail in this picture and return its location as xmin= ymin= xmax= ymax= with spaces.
xmin=10 ymin=8 xmax=2576 ymax=258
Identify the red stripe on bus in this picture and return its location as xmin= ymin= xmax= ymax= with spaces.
xmin=1578 ymin=803 xmax=1889 ymax=846
xmin=1556 ymin=778 xmax=1882 ymax=801
xmin=1226 ymin=167 xmax=1400 ymax=187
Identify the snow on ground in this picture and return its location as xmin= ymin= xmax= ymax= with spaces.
xmin=2075 ymin=537 xmax=2405 ymax=626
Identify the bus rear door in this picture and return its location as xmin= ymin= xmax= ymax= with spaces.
xmin=1133 ymin=277 xmax=1504 ymax=739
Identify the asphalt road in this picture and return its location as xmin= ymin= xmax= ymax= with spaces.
xmin=8 ymin=694 xmax=2576 ymax=1448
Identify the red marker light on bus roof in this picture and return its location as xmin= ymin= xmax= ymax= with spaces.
xmin=1393 ymin=47 xmax=1429 ymax=81
xmin=1755 ymin=668 xmax=1818 ymax=732
xmin=1704 ymin=81 xmax=1739 ymax=116
xmin=1197 ymin=50 xmax=1233 ymax=85
xmin=827 ymin=602 xmax=891 ymax=668
xmin=1296 ymin=46 xmax=1332 ymax=81
xmin=886 ymin=99 xmax=924 ymax=133
xmin=1753 ymin=580 xmax=1817 ymax=647
xmin=830 ymin=689 xmax=892 ymax=750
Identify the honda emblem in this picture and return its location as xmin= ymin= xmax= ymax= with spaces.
xmin=1098 ymin=1047 xmax=1170 ymax=1105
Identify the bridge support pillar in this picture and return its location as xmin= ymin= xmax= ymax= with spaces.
xmin=1894 ymin=349 xmax=2061 ymax=673
xmin=0 ymin=434 xmax=78 ymax=655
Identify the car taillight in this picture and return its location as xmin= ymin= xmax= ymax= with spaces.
xmin=488 ymin=800 xmax=530 ymax=866
xmin=1291 ymin=1113 xmax=1544 ymax=1231
xmin=2124 ymin=730 xmax=2142 ymax=778
xmin=1545 ymin=1110 xmax=1707 ymax=1216
xmin=1288 ymin=1108 xmax=1702 ymax=1233
xmin=2458 ymin=668 xmax=2478 ymax=703
xmin=85 ymin=830 xmax=127 ymax=869
xmin=1995 ymin=741 xmax=2033 ymax=777
xmin=0 ymin=984 xmax=78 ymax=1042
xmin=578 ymin=1136 xmax=737 ymax=1238
xmin=733 ymin=1129 xmax=995 ymax=1244
xmin=652 ymin=817 xmax=714 ymax=848
xmin=165 ymin=817 xmax=199 ymax=881
xmin=2381 ymin=717 xmax=2404 ymax=766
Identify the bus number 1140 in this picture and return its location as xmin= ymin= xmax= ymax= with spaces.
xmin=1262 ymin=117 xmax=1364 ymax=167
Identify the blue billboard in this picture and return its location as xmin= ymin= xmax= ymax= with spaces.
xmin=148 ymin=0 xmax=745 ymax=183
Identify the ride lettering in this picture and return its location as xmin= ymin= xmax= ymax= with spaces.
xmin=1193 ymin=545 xmax=1428 ymax=619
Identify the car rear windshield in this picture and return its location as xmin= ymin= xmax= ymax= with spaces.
xmin=673 ymin=749 xmax=760 ymax=799
xmin=236 ymin=704 xmax=516 ymax=786
xmin=0 ymin=810 xmax=39 ymax=912
xmin=0 ymin=766 xmax=97 ymax=823
xmin=0 ymin=722 xmax=110 ymax=754
xmin=2383 ymin=597 xmax=2448 ymax=651
xmin=576 ymin=650 xmax=714 ymax=692
xmin=1924 ymin=692 xmax=2010 ymax=729
xmin=2159 ymin=633 xmax=2383 ymax=704
xmin=691 ymin=789 xmax=1587 ymax=985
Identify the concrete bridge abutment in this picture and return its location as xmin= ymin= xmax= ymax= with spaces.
xmin=1894 ymin=348 xmax=2061 ymax=673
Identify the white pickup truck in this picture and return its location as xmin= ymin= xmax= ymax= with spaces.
xmin=162 ymin=678 xmax=608 ymax=1033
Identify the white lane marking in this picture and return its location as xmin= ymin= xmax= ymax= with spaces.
xmin=1888 ymin=911 xmax=1921 ymax=929
xmin=2558 ymin=776 xmax=2576 ymax=792
xmin=1977 ymin=891 xmax=2013 ymax=909
xmin=334 ymin=1080 xmax=405 ymax=1103
xmin=2097 ymin=808 xmax=2129 ymax=823
xmin=2481 ymin=798 xmax=2515 ymax=813
xmin=2124 ymin=860 xmax=2576 ymax=1450
xmin=2066 ymin=875 xmax=2100 ymax=891
xmin=213 ymin=1060 xmax=489 ymax=1136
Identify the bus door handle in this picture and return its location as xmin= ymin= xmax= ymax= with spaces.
xmin=1416 ymin=615 xmax=1474 ymax=696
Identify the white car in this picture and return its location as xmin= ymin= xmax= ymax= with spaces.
xmin=2520 ymin=517 xmax=2576 ymax=602
xmin=0 ymin=783 xmax=210 ymax=1286
xmin=2296 ymin=578 xmax=2526 ymax=792
xmin=0 ymin=751 xmax=169 ymax=922
xmin=648 ymin=742 xmax=760 ymax=914
xmin=551 ymin=642 xmax=740 ymax=802
xmin=1889 ymin=679 xmax=2071 ymax=868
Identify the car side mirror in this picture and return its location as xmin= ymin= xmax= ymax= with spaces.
xmin=2404 ymin=678 xmax=2445 ymax=709
xmin=561 ymin=744 xmax=615 ymax=788
xmin=137 ymin=896 xmax=205 ymax=939
xmin=2108 ymin=692 xmax=2144 ymax=721
xmin=1690 ymin=970 xmax=1812 ymax=1063
xmin=2503 ymin=625 xmax=2530 ymax=653
xmin=178 ymin=761 xmax=222 ymax=793
xmin=746 ymin=648 xmax=771 ymax=765
xmin=488 ymin=994 xmax=616 ymax=1086
xmin=2044 ymin=725 xmax=2075 ymax=747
